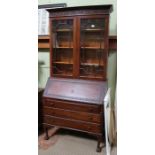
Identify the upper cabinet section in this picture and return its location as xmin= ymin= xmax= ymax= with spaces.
xmin=47 ymin=5 xmax=113 ymax=81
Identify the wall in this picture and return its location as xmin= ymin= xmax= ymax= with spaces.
xmin=38 ymin=0 xmax=117 ymax=103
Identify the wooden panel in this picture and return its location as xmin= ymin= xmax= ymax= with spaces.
xmin=43 ymin=77 xmax=107 ymax=104
xmin=43 ymin=106 xmax=102 ymax=123
xmin=47 ymin=5 xmax=113 ymax=17
xmin=43 ymin=98 xmax=102 ymax=114
xmin=43 ymin=115 xmax=102 ymax=133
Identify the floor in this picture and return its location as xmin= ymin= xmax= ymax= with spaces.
xmin=38 ymin=129 xmax=117 ymax=155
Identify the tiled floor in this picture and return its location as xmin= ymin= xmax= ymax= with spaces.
xmin=38 ymin=129 xmax=116 ymax=155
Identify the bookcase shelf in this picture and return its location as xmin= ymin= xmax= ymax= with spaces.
xmin=53 ymin=47 xmax=73 ymax=49
xmin=55 ymin=29 xmax=73 ymax=32
xmin=53 ymin=73 xmax=73 ymax=77
xmin=81 ymin=47 xmax=104 ymax=49
xmin=81 ymin=28 xmax=104 ymax=32
xmin=81 ymin=62 xmax=104 ymax=66
xmin=53 ymin=61 xmax=73 ymax=65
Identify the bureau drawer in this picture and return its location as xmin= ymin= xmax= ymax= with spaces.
xmin=43 ymin=115 xmax=102 ymax=134
xmin=43 ymin=98 xmax=102 ymax=114
xmin=43 ymin=107 xmax=102 ymax=123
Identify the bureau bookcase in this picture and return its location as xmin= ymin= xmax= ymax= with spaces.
xmin=42 ymin=5 xmax=113 ymax=152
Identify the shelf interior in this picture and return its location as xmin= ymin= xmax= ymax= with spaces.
xmin=53 ymin=61 xmax=73 ymax=65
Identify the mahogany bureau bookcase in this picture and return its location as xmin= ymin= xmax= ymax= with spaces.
xmin=42 ymin=5 xmax=113 ymax=152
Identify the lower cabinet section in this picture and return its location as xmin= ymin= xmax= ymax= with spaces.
xmin=42 ymin=99 xmax=104 ymax=152
xmin=42 ymin=78 xmax=107 ymax=152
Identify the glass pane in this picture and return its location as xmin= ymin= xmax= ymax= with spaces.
xmin=52 ymin=19 xmax=73 ymax=77
xmin=80 ymin=18 xmax=105 ymax=79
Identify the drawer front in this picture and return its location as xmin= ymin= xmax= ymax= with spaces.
xmin=43 ymin=98 xmax=102 ymax=114
xmin=43 ymin=107 xmax=102 ymax=123
xmin=43 ymin=115 xmax=102 ymax=134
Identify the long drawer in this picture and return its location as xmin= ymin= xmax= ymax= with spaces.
xmin=43 ymin=98 xmax=102 ymax=114
xmin=43 ymin=106 xmax=102 ymax=123
xmin=43 ymin=115 xmax=102 ymax=134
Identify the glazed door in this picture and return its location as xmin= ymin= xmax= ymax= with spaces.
xmin=78 ymin=16 xmax=108 ymax=80
xmin=50 ymin=18 xmax=76 ymax=78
